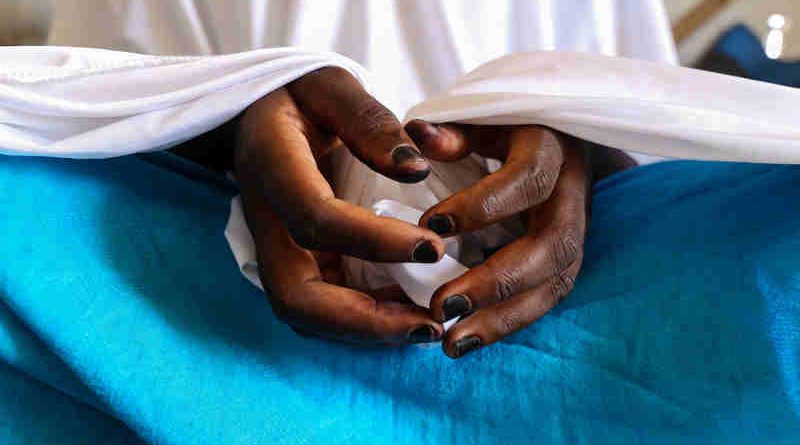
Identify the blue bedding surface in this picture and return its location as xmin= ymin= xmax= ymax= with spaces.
xmin=0 ymin=154 xmax=798 ymax=444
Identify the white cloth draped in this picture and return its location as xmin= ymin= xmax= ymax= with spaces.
xmin=4 ymin=45 xmax=800 ymax=310
xmin=0 ymin=0 xmax=725 ymax=310
xmin=45 ymin=0 xmax=678 ymax=119
xmin=0 ymin=46 xmax=367 ymax=157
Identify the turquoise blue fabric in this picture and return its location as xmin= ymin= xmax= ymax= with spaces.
xmin=0 ymin=154 xmax=799 ymax=444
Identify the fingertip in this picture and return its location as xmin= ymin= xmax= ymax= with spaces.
xmin=406 ymin=324 xmax=437 ymax=343
xmin=419 ymin=204 xmax=459 ymax=239
xmin=424 ymin=213 xmax=456 ymax=236
xmin=405 ymin=119 xmax=439 ymax=148
xmin=429 ymin=282 xmax=470 ymax=323
xmin=443 ymin=341 xmax=459 ymax=359
xmin=405 ymin=120 xmax=469 ymax=162
xmin=441 ymin=294 xmax=472 ymax=321
xmin=390 ymin=144 xmax=431 ymax=183
xmin=411 ymin=238 xmax=443 ymax=263
xmin=443 ymin=334 xmax=482 ymax=359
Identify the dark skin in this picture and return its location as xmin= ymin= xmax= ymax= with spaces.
xmin=173 ymin=67 xmax=636 ymax=356
xmin=403 ymin=121 xmax=635 ymax=357
xmin=235 ymin=67 xmax=447 ymax=345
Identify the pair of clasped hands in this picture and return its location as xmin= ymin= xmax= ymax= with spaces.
xmin=233 ymin=67 xmax=634 ymax=358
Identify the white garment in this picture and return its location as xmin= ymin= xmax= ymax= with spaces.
xmin=0 ymin=46 xmax=367 ymax=157
xmin=45 ymin=0 xmax=678 ymax=122
xmin=3 ymin=0 xmax=686 ymax=307
xmin=4 ymin=47 xmax=800 ymax=310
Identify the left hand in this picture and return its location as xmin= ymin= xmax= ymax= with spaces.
xmin=405 ymin=120 xmax=597 ymax=358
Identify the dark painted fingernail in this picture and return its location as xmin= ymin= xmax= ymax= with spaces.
xmin=407 ymin=325 xmax=436 ymax=343
xmin=412 ymin=240 xmax=439 ymax=263
xmin=405 ymin=120 xmax=438 ymax=146
xmin=427 ymin=214 xmax=454 ymax=235
xmin=452 ymin=335 xmax=481 ymax=358
xmin=442 ymin=294 xmax=471 ymax=320
xmin=392 ymin=144 xmax=424 ymax=165
xmin=391 ymin=145 xmax=430 ymax=183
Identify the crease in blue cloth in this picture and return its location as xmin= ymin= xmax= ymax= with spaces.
xmin=0 ymin=154 xmax=798 ymax=445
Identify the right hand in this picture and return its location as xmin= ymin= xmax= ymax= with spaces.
xmin=234 ymin=67 xmax=445 ymax=345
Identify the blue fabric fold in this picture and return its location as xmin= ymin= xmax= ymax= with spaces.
xmin=0 ymin=155 xmax=798 ymax=444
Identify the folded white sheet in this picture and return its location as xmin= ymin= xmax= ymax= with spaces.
xmin=3 ymin=47 xmax=800 ymax=314
xmin=406 ymin=51 xmax=800 ymax=164
xmin=0 ymin=46 xmax=366 ymax=157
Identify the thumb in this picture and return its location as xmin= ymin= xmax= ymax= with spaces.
xmin=287 ymin=67 xmax=430 ymax=183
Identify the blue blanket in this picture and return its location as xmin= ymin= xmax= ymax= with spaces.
xmin=0 ymin=154 xmax=798 ymax=444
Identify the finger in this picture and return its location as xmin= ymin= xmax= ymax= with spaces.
xmin=286 ymin=281 xmax=444 ymax=345
xmin=418 ymin=127 xmax=565 ymax=236
xmin=288 ymin=67 xmax=430 ymax=183
xmin=405 ymin=120 xmax=510 ymax=161
xmin=428 ymin=227 xmax=582 ymax=322
xmin=427 ymin=144 xmax=588 ymax=322
xmin=247 ymin=196 xmax=443 ymax=345
xmin=237 ymin=89 xmax=444 ymax=263
xmin=442 ymin=261 xmax=581 ymax=358
xmin=404 ymin=120 xmax=471 ymax=161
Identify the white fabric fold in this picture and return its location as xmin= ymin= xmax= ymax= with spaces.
xmin=0 ymin=46 xmax=367 ymax=157
xmin=4 ymin=46 xmax=800 ymax=315
xmin=406 ymin=51 xmax=800 ymax=164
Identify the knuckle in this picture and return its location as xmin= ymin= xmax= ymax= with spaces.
xmin=549 ymin=226 xmax=582 ymax=271
xmin=352 ymin=98 xmax=398 ymax=140
xmin=521 ymin=166 xmax=556 ymax=204
xmin=537 ymin=128 xmax=565 ymax=164
xmin=476 ymin=186 xmax=514 ymax=225
xmin=539 ymin=128 xmax=563 ymax=151
xmin=549 ymin=272 xmax=576 ymax=303
xmin=496 ymin=311 xmax=526 ymax=336
xmin=478 ymin=191 xmax=501 ymax=222
xmin=489 ymin=263 xmax=523 ymax=303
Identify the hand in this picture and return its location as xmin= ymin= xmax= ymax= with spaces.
xmin=405 ymin=120 xmax=635 ymax=358
xmin=234 ymin=67 xmax=446 ymax=345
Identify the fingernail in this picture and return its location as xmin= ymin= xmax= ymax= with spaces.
xmin=405 ymin=120 xmax=438 ymax=146
xmin=391 ymin=144 xmax=424 ymax=165
xmin=407 ymin=325 xmax=436 ymax=343
xmin=391 ymin=145 xmax=430 ymax=184
xmin=442 ymin=294 xmax=471 ymax=320
xmin=412 ymin=240 xmax=439 ymax=263
xmin=452 ymin=335 xmax=481 ymax=358
xmin=427 ymin=214 xmax=454 ymax=235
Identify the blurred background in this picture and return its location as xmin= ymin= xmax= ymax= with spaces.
xmin=1 ymin=0 xmax=798 ymax=84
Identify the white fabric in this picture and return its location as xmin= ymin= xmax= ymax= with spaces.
xmin=45 ymin=0 xmax=678 ymax=123
xmin=4 ymin=46 xmax=800 ymax=312
xmin=407 ymin=51 xmax=800 ymax=164
xmin=4 ymin=0 xmax=683 ymax=310
xmin=0 ymin=46 xmax=367 ymax=157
